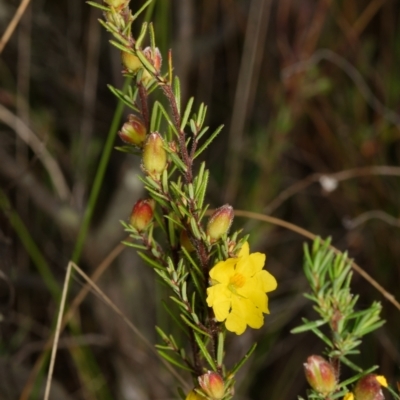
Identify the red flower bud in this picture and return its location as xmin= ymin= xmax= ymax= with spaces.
xmin=354 ymin=375 xmax=387 ymax=400
xmin=198 ymin=371 xmax=225 ymax=400
xmin=304 ymin=355 xmax=336 ymax=395
xmin=206 ymin=205 xmax=234 ymax=242
xmin=118 ymin=115 xmax=147 ymax=147
xmin=143 ymin=46 xmax=162 ymax=73
xmin=129 ymin=199 xmax=154 ymax=231
xmin=142 ymin=132 xmax=167 ymax=180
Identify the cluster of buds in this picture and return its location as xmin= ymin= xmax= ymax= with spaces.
xmin=118 ymin=115 xmax=147 ymax=147
xmin=206 ymin=205 xmax=234 ymax=243
xmin=304 ymin=355 xmax=336 ymax=395
xmin=121 ymin=46 xmax=162 ymax=85
xmin=129 ymin=199 xmax=155 ymax=231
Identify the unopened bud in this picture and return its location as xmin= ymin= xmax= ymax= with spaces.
xmin=185 ymin=390 xmax=206 ymax=400
xmin=121 ymin=51 xmax=142 ymax=74
xmin=121 ymin=51 xmax=153 ymax=84
xmin=198 ymin=371 xmax=225 ymax=400
xmin=304 ymin=355 xmax=336 ymax=395
xmin=207 ymin=205 xmax=234 ymax=242
xmin=129 ymin=199 xmax=154 ymax=231
xmin=118 ymin=115 xmax=147 ymax=147
xmin=104 ymin=0 xmax=128 ymax=10
xmin=354 ymin=375 xmax=387 ymax=400
xmin=143 ymin=46 xmax=162 ymax=73
xmin=142 ymin=132 xmax=167 ymax=179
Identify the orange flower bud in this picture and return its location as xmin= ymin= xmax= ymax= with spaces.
xmin=143 ymin=46 xmax=162 ymax=73
xmin=354 ymin=375 xmax=387 ymax=400
xmin=142 ymin=132 xmax=167 ymax=179
xmin=129 ymin=199 xmax=154 ymax=231
xmin=304 ymin=355 xmax=336 ymax=395
xmin=207 ymin=205 xmax=234 ymax=242
xmin=118 ymin=115 xmax=147 ymax=147
xmin=198 ymin=371 xmax=225 ymax=400
xmin=185 ymin=390 xmax=206 ymax=400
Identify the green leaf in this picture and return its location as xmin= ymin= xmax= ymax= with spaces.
xmin=338 ymin=366 xmax=378 ymax=388
xmin=155 ymin=325 xmax=170 ymax=342
xmin=196 ymin=126 xmax=210 ymax=141
xmin=180 ymin=314 xmax=211 ymax=337
xmin=155 ymin=344 xmax=173 ymax=351
xmin=217 ymin=332 xmax=224 ymax=367
xmin=150 ymin=101 xmax=162 ymax=132
xmin=290 ymin=319 xmax=327 ymax=334
xmin=137 ymin=251 xmax=164 ymax=270
xmin=339 ymin=356 xmax=362 ymax=372
xmin=229 ymin=343 xmax=257 ymax=376
xmin=167 ymin=149 xmax=188 ymax=173
xmin=157 ymin=350 xmax=194 ymax=372
xmin=132 ymin=0 xmax=154 ymax=21
xmin=194 ymin=125 xmax=224 ymax=159
xmin=155 ymin=101 xmax=179 ymax=137
xmin=194 ymin=332 xmax=217 ymax=371
xmin=121 ymin=241 xmax=148 ymax=250
xmin=107 ymin=84 xmax=139 ymax=111
xmin=87 ymin=1 xmax=110 ymax=11
xmin=170 ymin=296 xmax=188 ymax=310
xmin=180 ymin=97 xmax=194 ymax=130
xmin=174 ymin=76 xmax=181 ymax=115
xmin=109 ymin=39 xmax=131 ymax=53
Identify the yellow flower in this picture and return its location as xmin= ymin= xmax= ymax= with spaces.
xmin=343 ymin=393 xmax=354 ymax=400
xmin=206 ymin=242 xmax=277 ymax=335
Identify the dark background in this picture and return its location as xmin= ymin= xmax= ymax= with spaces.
xmin=0 ymin=0 xmax=399 ymax=399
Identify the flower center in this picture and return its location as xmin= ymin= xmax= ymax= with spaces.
xmin=229 ymin=273 xmax=246 ymax=290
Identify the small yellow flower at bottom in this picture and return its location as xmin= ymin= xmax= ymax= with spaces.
xmin=206 ymin=242 xmax=277 ymax=335
xmin=343 ymin=393 xmax=354 ymax=400
xmin=186 ymin=390 xmax=206 ymax=400
xmin=376 ymin=376 xmax=388 ymax=388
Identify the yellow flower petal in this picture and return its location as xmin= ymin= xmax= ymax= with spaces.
xmin=238 ymin=283 xmax=268 ymax=312
xmin=257 ymin=270 xmax=278 ymax=292
xmin=209 ymin=259 xmax=236 ymax=284
xmin=238 ymin=241 xmax=249 ymax=257
xmin=207 ymin=285 xmax=232 ymax=321
xmin=225 ymin=310 xmax=247 ymax=334
xmin=376 ymin=375 xmax=387 ymax=387
xmin=236 ymin=252 xmax=265 ymax=277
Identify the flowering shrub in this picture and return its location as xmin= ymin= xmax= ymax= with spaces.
xmin=84 ymin=1 xmax=400 ymax=399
